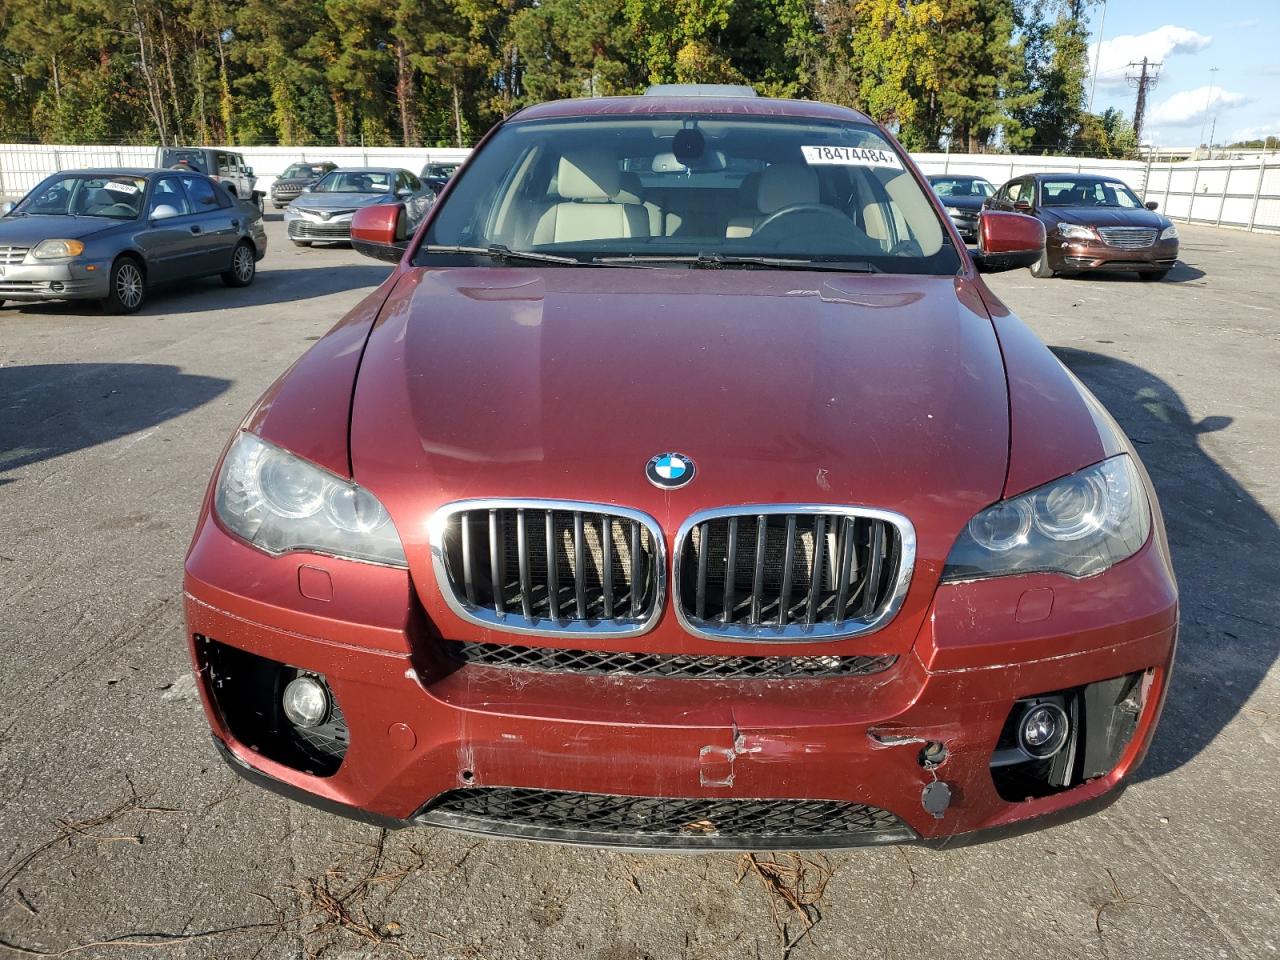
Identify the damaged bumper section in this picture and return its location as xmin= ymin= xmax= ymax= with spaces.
xmin=185 ymin=510 xmax=1176 ymax=850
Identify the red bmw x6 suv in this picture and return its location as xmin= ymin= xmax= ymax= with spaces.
xmin=184 ymin=88 xmax=1177 ymax=850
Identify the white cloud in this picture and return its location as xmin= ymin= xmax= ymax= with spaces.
xmin=1148 ymin=86 xmax=1252 ymax=127
xmin=1229 ymin=122 xmax=1280 ymax=143
xmin=1089 ymin=25 xmax=1213 ymax=91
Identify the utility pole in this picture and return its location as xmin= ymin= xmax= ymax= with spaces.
xmin=1127 ymin=57 xmax=1162 ymax=143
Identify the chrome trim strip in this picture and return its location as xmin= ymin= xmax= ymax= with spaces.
xmin=671 ymin=504 xmax=916 ymax=643
xmin=428 ymin=498 xmax=667 ymax=640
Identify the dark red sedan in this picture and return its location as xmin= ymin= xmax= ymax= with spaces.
xmin=184 ymin=88 xmax=1176 ymax=850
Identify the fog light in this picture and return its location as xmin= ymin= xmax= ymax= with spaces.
xmin=282 ymin=675 xmax=329 ymax=728
xmin=1017 ymin=702 xmax=1069 ymax=759
xmin=50 ymin=281 xmax=65 ymax=292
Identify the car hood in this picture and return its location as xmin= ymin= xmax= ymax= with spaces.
xmin=272 ymin=177 xmax=315 ymax=189
xmin=348 ymin=267 xmax=1011 ymax=647
xmin=0 ymin=215 xmax=120 ymax=243
xmin=291 ymin=193 xmax=389 ymax=210
xmin=1040 ymin=206 xmax=1167 ymax=228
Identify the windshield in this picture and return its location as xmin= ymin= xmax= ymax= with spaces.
xmin=1041 ymin=178 xmax=1143 ymax=208
xmin=930 ymin=177 xmax=994 ymax=198
xmin=423 ymin=164 xmax=459 ymax=178
xmin=282 ymin=163 xmax=330 ymax=179
xmin=420 ymin=114 xmax=957 ymax=274
xmin=16 ymin=174 xmax=147 ymax=220
xmin=313 ymin=171 xmax=392 ymax=194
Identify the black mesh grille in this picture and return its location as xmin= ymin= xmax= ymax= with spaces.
xmin=445 ymin=640 xmax=897 ymax=680
xmin=677 ymin=510 xmax=903 ymax=636
xmin=437 ymin=504 xmax=661 ymax=631
xmin=419 ymin=788 xmax=910 ymax=848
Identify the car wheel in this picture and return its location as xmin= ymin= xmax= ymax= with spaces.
xmin=101 ymin=256 xmax=146 ymax=314
xmin=1029 ymin=248 xmax=1056 ymax=279
xmin=223 ymin=241 xmax=256 ymax=287
xmin=291 ymin=239 xmax=312 ymax=247
xmin=1139 ymin=269 xmax=1169 ymax=282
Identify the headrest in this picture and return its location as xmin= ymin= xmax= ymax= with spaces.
xmin=615 ymin=172 xmax=644 ymax=205
xmin=758 ymin=163 xmax=818 ymax=214
xmin=557 ymin=152 xmax=621 ymax=201
xmin=737 ymin=171 xmax=761 ymax=203
xmin=90 ymin=189 xmax=113 ymax=206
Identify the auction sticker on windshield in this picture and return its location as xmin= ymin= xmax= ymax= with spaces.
xmin=104 ymin=180 xmax=142 ymax=194
xmin=801 ymin=145 xmax=903 ymax=170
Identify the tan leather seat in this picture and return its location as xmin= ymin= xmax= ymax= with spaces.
xmin=724 ymin=164 xmax=819 ymax=238
xmin=617 ymin=172 xmax=666 ymax=237
xmin=533 ymin=153 xmax=649 ymax=244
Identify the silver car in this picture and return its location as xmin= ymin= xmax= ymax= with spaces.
xmin=283 ymin=168 xmax=434 ymax=246
xmin=0 ymin=169 xmax=267 ymax=314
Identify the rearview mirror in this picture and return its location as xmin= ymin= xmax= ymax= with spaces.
xmin=1145 ymin=200 xmax=1159 ymax=210
xmin=973 ymin=211 xmax=1045 ymax=273
xmin=351 ymin=204 xmax=408 ymax=263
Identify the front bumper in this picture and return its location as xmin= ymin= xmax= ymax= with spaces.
xmin=1049 ymin=237 xmax=1179 ymax=272
xmin=945 ymin=210 xmax=980 ymax=243
xmin=184 ymin=509 xmax=1177 ymax=849
xmin=0 ymin=259 xmax=110 ymax=301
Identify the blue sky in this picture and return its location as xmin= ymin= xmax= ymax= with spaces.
xmin=1085 ymin=0 xmax=1279 ymax=145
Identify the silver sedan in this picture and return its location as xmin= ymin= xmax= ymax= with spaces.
xmin=0 ymin=168 xmax=267 ymax=313
xmin=283 ymin=168 xmax=434 ymax=246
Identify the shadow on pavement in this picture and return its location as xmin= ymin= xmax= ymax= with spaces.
xmin=1052 ymin=347 xmax=1279 ymax=781
xmin=0 ymin=363 xmax=231 ymax=482
xmin=1059 ymin=260 xmax=1205 ymax=283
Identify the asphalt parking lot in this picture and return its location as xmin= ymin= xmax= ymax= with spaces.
xmin=1 ymin=217 xmax=1277 ymax=959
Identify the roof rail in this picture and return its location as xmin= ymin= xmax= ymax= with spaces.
xmin=643 ymin=84 xmax=758 ymax=98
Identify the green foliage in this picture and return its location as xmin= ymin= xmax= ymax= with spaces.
xmin=0 ymin=0 xmax=1106 ymax=155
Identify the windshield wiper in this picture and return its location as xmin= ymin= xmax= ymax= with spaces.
xmin=593 ymin=252 xmax=881 ymax=273
xmin=421 ymin=243 xmax=592 ymax=266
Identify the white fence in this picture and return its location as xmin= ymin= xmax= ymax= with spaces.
xmin=0 ymin=144 xmax=471 ymax=197
xmin=1 ymin=142 xmax=1277 ymax=233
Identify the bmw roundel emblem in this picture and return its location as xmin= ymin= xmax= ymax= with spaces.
xmin=646 ymin=452 xmax=695 ymax=489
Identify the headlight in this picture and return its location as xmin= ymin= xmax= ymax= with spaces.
xmin=33 ymin=239 xmax=85 ymax=258
xmin=214 ymin=432 xmax=406 ymax=566
xmin=1057 ymin=223 xmax=1094 ymax=241
xmin=941 ymin=455 xmax=1151 ymax=581
xmin=944 ymin=205 xmax=963 ymax=217
xmin=1160 ymin=224 xmax=1178 ymax=240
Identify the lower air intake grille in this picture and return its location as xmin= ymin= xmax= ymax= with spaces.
xmin=445 ymin=640 xmax=897 ymax=680
xmin=430 ymin=500 xmax=664 ymax=638
xmin=417 ymin=788 xmax=914 ymax=849
xmin=675 ymin=506 xmax=914 ymax=641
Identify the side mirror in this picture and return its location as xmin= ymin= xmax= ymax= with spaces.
xmin=1145 ymin=200 xmax=1159 ymax=210
xmin=351 ymin=204 xmax=408 ymax=263
xmin=973 ymin=211 xmax=1045 ymax=273
xmin=245 ymin=166 xmax=254 ymax=177
xmin=1012 ymin=199 xmax=1032 ymax=212
xmin=0 ymin=201 xmax=14 ymax=216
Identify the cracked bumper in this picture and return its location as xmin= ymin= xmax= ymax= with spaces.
xmin=184 ymin=509 xmax=1177 ymax=846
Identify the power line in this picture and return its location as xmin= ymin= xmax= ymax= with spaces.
xmin=1127 ymin=57 xmax=1162 ymax=142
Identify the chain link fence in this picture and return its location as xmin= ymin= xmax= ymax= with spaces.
xmin=1 ymin=142 xmax=1277 ymax=233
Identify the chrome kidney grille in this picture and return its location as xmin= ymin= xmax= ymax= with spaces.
xmin=674 ymin=506 xmax=914 ymax=641
xmin=1098 ymin=226 xmax=1157 ymax=248
xmin=430 ymin=500 xmax=665 ymax=638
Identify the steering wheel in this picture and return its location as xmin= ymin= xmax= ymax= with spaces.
xmin=752 ymin=202 xmax=856 ymax=237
